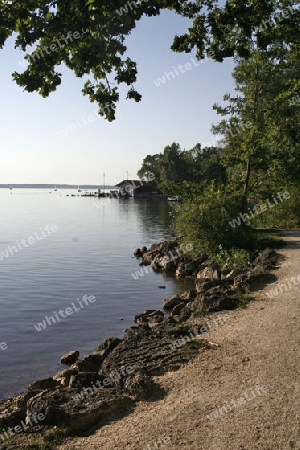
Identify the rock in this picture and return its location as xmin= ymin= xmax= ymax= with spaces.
xmin=180 ymin=290 xmax=197 ymax=302
xmin=74 ymin=353 xmax=105 ymax=373
xmin=134 ymin=248 xmax=143 ymax=257
xmin=124 ymin=370 xmax=156 ymax=400
xmin=172 ymin=306 xmax=192 ymax=322
xmin=195 ymin=279 xmax=223 ymax=293
xmin=184 ymin=260 xmax=200 ymax=274
xmin=222 ymin=268 xmax=242 ymax=281
xmin=97 ymin=337 xmax=122 ymax=355
xmin=68 ymin=372 xmax=104 ymax=389
xmin=142 ymin=246 xmax=148 ymax=253
xmin=28 ymin=377 xmax=61 ymax=392
xmin=171 ymin=302 xmax=186 ymax=317
xmin=53 ymin=369 xmax=78 ymax=387
xmin=175 ymin=263 xmax=188 ymax=277
xmin=158 ymin=256 xmax=176 ymax=271
xmin=148 ymin=315 xmax=165 ymax=328
xmin=24 ymin=386 xmax=133 ymax=432
xmin=163 ymin=295 xmax=182 ymax=310
xmin=61 ymin=350 xmax=79 ymax=365
xmin=151 ymin=258 xmax=162 ymax=269
xmin=190 ymin=285 xmax=237 ymax=317
xmin=196 ymin=264 xmax=221 ymax=280
xmin=134 ymin=310 xmax=164 ymax=328
xmin=234 ymin=267 xmax=277 ymax=288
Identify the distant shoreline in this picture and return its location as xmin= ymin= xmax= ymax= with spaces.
xmin=0 ymin=184 xmax=116 ymax=189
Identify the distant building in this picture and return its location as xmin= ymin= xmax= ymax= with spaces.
xmin=115 ymin=180 xmax=162 ymax=197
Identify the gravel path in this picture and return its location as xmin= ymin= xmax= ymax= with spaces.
xmin=59 ymin=230 xmax=300 ymax=450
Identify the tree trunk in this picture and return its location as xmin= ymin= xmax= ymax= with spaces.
xmin=241 ymin=158 xmax=251 ymax=218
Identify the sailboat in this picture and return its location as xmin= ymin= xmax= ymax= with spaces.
xmin=9 ymin=186 xmax=12 ymax=190
xmin=78 ymin=185 xmax=81 ymax=192
xmin=54 ymin=186 xmax=57 ymax=191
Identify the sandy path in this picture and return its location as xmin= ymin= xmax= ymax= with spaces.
xmin=59 ymin=230 xmax=300 ymax=450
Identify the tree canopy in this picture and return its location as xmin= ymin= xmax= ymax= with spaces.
xmin=1 ymin=0 xmax=299 ymax=120
xmin=137 ymin=142 xmax=226 ymax=193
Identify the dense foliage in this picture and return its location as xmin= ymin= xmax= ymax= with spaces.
xmin=137 ymin=143 xmax=226 ymax=194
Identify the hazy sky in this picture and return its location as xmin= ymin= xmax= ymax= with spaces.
xmin=0 ymin=10 xmax=235 ymax=186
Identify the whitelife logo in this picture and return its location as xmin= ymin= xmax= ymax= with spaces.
xmin=34 ymin=295 xmax=96 ymax=332
xmin=0 ymin=413 xmax=45 ymax=443
xmin=153 ymin=53 xmax=215 ymax=87
xmin=228 ymin=192 xmax=290 ymax=228
xmin=0 ymin=225 xmax=58 ymax=261
xmin=72 ymin=366 xmax=134 ymax=402
xmin=207 ymin=385 xmax=268 ymax=421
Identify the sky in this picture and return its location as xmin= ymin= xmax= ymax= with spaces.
xmin=0 ymin=10 xmax=235 ymax=186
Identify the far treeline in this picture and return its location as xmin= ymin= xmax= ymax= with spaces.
xmin=1 ymin=0 xmax=299 ymax=266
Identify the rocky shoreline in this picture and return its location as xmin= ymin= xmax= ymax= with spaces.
xmin=0 ymin=242 xmax=279 ymax=448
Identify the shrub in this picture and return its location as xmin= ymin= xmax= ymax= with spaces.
xmin=173 ymin=185 xmax=256 ymax=258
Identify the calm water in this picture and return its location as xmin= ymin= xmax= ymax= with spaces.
xmin=0 ymin=189 xmax=193 ymax=399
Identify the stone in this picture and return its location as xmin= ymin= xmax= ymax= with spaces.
xmin=28 ymin=377 xmax=61 ymax=392
xmin=175 ymin=263 xmax=188 ymax=277
xmin=97 ymin=337 xmax=122 ymax=355
xmin=180 ymin=290 xmax=197 ymax=302
xmin=124 ymin=370 xmax=156 ymax=400
xmin=53 ymin=369 xmax=78 ymax=387
xmin=173 ymin=306 xmax=192 ymax=322
xmin=74 ymin=353 xmax=105 ymax=373
xmin=196 ymin=264 xmax=221 ymax=280
xmin=190 ymin=286 xmax=237 ymax=317
xmin=68 ymin=372 xmax=104 ymax=389
xmin=60 ymin=350 xmax=79 ymax=365
xmin=134 ymin=310 xmax=164 ymax=328
xmin=163 ymin=295 xmax=182 ymax=310
xmin=170 ymin=302 xmax=186 ymax=317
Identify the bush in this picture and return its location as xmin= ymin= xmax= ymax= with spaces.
xmin=173 ymin=185 xmax=256 ymax=258
xmin=249 ymin=185 xmax=300 ymax=229
xmin=214 ymin=246 xmax=251 ymax=270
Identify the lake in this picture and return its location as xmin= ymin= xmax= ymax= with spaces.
xmin=0 ymin=189 xmax=194 ymax=399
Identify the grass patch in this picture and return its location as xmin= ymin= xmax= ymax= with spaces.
xmin=235 ymin=290 xmax=253 ymax=308
xmin=181 ymin=339 xmax=208 ymax=355
xmin=3 ymin=427 xmax=73 ymax=450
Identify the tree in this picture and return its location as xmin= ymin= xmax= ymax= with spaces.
xmin=1 ymin=0 xmax=299 ymax=120
xmin=138 ymin=142 xmax=226 ymax=193
xmin=212 ymin=43 xmax=300 ymax=213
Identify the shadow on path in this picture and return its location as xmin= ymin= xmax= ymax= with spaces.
xmin=278 ymin=229 xmax=300 ymax=249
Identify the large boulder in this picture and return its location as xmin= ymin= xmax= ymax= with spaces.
xmin=190 ymin=286 xmax=236 ymax=317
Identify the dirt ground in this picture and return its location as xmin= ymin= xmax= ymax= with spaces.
xmin=58 ymin=230 xmax=300 ymax=450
